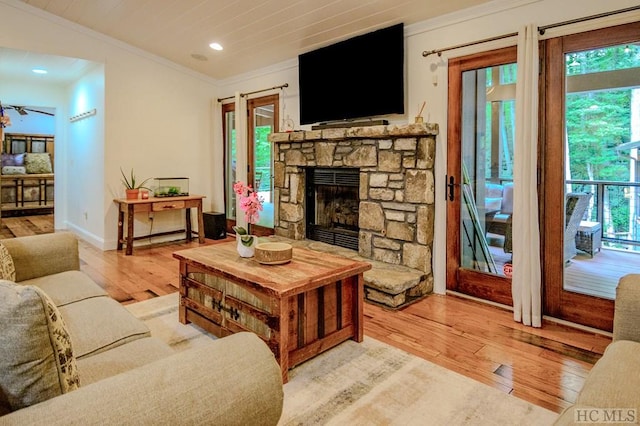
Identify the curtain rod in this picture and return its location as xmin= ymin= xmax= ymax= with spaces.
xmin=422 ymin=32 xmax=517 ymax=57
xmin=422 ymin=5 xmax=640 ymax=58
xmin=538 ymin=5 xmax=640 ymax=34
xmin=217 ymin=83 xmax=289 ymax=102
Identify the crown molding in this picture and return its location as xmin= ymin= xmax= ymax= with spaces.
xmin=405 ymin=0 xmax=541 ymax=36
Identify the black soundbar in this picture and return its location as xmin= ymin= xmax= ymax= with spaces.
xmin=311 ymin=119 xmax=389 ymax=130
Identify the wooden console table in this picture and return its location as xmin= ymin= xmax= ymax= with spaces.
xmin=115 ymin=194 xmax=205 ymax=255
xmin=173 ymin=241 xmax=372 ymax=382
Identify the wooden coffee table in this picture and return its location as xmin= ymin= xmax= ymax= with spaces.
xmin=173 ymin=241 xmax=371 ymax=382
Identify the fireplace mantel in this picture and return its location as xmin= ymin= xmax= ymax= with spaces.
xmin=269 ymin=122 xmax=438 ymax=144
xmin=268 ymin=122 xmax=438 ymax=305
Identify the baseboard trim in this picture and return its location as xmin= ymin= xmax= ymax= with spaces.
xmin=446 ymin=290 xmax=612 ymax=337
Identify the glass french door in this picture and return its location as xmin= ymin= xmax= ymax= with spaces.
xmin=223 ymin=94 xmax=278 ymax=236
xmin=542 ymin=22 xmax=640 ymax=331
xmin=248 ymin=95 xmax=278 ymax=236
xmin=447 ymin=47 xmax=517 ymax=306
xmin=223 ymin=102 xmax=237 ymax=232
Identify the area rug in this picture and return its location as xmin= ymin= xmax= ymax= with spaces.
xmin=126 ymin=294 xmax=558 ymax=426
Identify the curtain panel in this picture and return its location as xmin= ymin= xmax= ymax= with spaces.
xmin=512 ymin=24 xmax=542 ymax=327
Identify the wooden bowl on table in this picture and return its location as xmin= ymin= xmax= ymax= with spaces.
xmin=254 ymin=242 xmax=293 ymax=265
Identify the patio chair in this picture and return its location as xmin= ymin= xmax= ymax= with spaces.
xmin=564 ymin=192 xmax=592 ymax=262
xmin=485 ymin=182 xmax=514 ymax=237
xmin=502 ymin=192 xmax=591 ymax=263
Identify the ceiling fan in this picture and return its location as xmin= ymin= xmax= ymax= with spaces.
xmin=0 ymin=103 xmax=55 ymax=117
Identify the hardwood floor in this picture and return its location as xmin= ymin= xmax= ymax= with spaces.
xmin=2 ymin=214 xmax=612 ymax=414
xmin=365 ymin=295 xmax=610 ymax=413
xmin=0 ymin=214 xmax=55 ymax=238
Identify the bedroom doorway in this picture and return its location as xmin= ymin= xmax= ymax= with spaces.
xmin=0 ymin=105 xmax=56 ymax=238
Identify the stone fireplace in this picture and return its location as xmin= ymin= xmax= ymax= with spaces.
xmin=268 ymin=123 xmax=438 ymax=306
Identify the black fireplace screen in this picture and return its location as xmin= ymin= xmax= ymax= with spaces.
xmin=306 ymin=168 xmax=360 ymax=250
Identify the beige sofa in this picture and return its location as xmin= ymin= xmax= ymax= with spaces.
xmin=555 ymin=274 xmax=640 ymax=425
xmin=0 ymin=233 xmax=283 ymax=425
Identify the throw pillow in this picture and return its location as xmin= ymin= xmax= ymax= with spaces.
xmin=24 ymin=153 xmax=53 ymax=174
xmin=1 ymin=166 xmax=27 ymax=175
xmin=0 ymin=242 xmax=15 ymax=282
xmin=0 ymin=281 xmax=80 ymax=413
xmin=1 ymin=153 xmax=25 ymax=167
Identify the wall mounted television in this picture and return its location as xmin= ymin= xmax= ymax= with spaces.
xmin=298 ymin=23 xmax=405 ymax=126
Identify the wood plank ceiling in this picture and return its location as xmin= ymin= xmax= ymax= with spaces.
xmin=17 ymin=0 xmax=491 ymax=80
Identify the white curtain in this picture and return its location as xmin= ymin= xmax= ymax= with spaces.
xmin=234 ymin=92 xmax=249 ymax=229
xmin=512 ymin=24 xmax=542 ymax=327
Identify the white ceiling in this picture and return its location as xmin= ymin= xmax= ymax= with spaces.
xmin=7 ymin=0 xmax=491 ymax=83
xmin=0 ymin=47 xmax=95 ymax=84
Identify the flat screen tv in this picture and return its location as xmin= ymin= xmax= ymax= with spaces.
xmin=298 ymin=23 xmax=404 ymax=126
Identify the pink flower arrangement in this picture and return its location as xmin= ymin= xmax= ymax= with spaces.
xmin=233 ymin=181 xmax=263 ymax=225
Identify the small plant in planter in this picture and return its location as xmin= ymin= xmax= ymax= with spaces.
xmin=120 ymin=168 xmax=151 ymax=200
xmin=232 ymin=182 xmax=264 ymax=255
xmin=232 ymin=225 xmax=254 ymax=247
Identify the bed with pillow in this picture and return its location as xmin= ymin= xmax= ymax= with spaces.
xmin=1 ymin=133 xmax=54 ymax=216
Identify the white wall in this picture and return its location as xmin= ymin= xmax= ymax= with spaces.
xmin=0 ymin=0 xmax=220 ymax=249
xmin=65 ymin=64 xmax=104 ymax=246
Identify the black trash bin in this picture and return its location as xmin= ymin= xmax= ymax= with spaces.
xmin=203 ymin=211 xmax=226 ymax=240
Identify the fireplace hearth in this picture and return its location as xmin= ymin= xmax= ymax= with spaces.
xmin=306 ymin=167 xmax=360 ymax=250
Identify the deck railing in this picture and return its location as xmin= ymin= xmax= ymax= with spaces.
xmin=568 ymin=180 xmax=640 ymax=249
xmin=254 ymin=166 xmax=271 ymax=191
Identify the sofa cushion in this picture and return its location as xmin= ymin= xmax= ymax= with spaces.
xmin=59 ymin=296 xmax=151 ymax=359
xmin=485 ymin=197 xmax=502 ymax=211
xmin=0 ymin=241 xmax=16 ymax=281
xmin=574 ymin=340 xmax=640 ymax=408
xmin=24 ymin=153 xmax=53 ymax=174
xmin=0 ymin=281 xmax=80 ymax=413
xmin=2 ymin=232 xmax=80 ymax=283
xmin=21 ymin=270 xmax=108 ymax=307
xmin=501 ymin=182 xmax=514 ymax=215
xmin=76 ymin=337 xmax=173 ymax=385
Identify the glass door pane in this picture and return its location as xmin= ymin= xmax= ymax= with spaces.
xmin=248 ymin=95 xmax=278 ymax=234
xmin=223 ymin=105 xmax=236 ymax=223
xmin=253 ymin=104 xmax=273 ymax=228
xmin=461 ymin=63 xmax=516 ymax=278
xmin=446 ymin=46 xmax=517 ymax=307
xmin=563 ymin=42 xmax=640 ymax=299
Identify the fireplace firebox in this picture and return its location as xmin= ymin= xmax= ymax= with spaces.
xmin=305 ymin=167 xmax=360 ymax=251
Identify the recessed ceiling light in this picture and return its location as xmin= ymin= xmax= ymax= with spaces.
xmin=32 ymin=68 xmax=48 ymax=74
xmin=209 ymin=42 xmax=223 ymax=51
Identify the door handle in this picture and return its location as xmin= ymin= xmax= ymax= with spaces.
xmin=446 ymin=175 xmax=455 ymax=201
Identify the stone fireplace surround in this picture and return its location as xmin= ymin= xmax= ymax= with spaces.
xmin=268 ymin=123 xmax=438 ymax=308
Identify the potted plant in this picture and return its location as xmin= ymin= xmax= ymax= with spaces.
xmin=232 ymin=181 xmax=264 ymax=257
xmin=120 ymin=167 xmax=151 ymax=200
